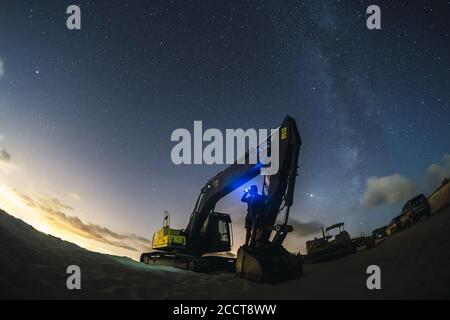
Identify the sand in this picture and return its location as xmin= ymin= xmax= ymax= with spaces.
xmin=1 ymin=185 xmax=449 ymax=299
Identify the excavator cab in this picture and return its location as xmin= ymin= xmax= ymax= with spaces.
xmin=326 ymin=223 xmax=351 ymax=242
xmin=201 ymin=212 xmax=233 ymax=253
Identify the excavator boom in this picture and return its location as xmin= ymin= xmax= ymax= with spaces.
xmin=141 ymin=115 xmax=303 ymax=282
xmin=184 ymin=115 xmax=301 ymax=255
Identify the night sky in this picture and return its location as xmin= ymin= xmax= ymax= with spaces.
xmin=1 ymin=0 xmax=449 ymax=259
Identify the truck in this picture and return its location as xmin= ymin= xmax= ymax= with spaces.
xmin=305 ymin=223 xmax=357 ymax=263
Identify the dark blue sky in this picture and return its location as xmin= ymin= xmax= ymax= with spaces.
xmin=0 ymin=0 xmax=449 ymax=257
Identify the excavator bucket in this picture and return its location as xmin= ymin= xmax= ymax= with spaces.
xmin=236 ymin=245 xmax=303 ymax=283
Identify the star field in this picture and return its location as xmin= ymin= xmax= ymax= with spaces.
xmin=0 ymin=0 xmax=449 ymax=252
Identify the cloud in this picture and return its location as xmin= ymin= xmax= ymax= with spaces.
xmin=0 ymin=146 xmax=11 ymax=162
xmin=425 ymin=154 xmax=450 ymax=190
xmin=362 ymin=173 xmax=417 ymax=207
xmin=0 ymin=145 xmax=17 ymax=173
xmin=289 ymin=218 xmax=324 ymax=237
xmin=230 ymin=211 xmax=322 ymax=238
xmin=67 ymin=192 xmax=82 ymax=202
xmin=356 ymin=153 xmax=450 ymax=211
xmin=15 ymin=191 xmax=152 ymax=252
xmin=0 ymin=58 xmax=4 ymax=78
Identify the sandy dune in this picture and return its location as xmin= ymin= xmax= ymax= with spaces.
xmin=1 ymin=186 xmax=449 ymax=299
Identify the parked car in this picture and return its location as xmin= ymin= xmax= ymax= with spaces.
xmin=372 ymin=226 xmax=388 ymax=239
xmin=386 ymin=215 xmax=402 ymax=235
xmin=401 ymin=194 xmax=431 ymax=227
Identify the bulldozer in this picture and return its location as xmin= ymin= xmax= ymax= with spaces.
xmin=140 ymin=115 xmax=303 ymax=282
xmin=305 ymin=222 xmax=357 ymax=263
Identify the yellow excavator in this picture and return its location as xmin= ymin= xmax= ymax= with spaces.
xmin=141 ymin=115 xmax=303 ymax=282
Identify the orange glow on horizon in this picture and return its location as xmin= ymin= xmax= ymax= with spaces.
xmin=0 ymin=185 xmax=141 ymax=260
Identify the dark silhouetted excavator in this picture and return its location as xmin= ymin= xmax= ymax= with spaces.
xmin=140 ymin=115 xmax=303 ymax=282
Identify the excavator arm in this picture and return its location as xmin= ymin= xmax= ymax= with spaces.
xmin=184 ymin=115 xmax=301 ymax=255
xmin=184 ymin=160 xmax=260 ymax=253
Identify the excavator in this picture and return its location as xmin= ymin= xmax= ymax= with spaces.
xmin=140 ymin=115 xmax=303 ymax=282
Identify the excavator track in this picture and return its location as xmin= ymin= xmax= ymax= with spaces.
xmin=140 ymin=251 xmax=236 ymax=273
